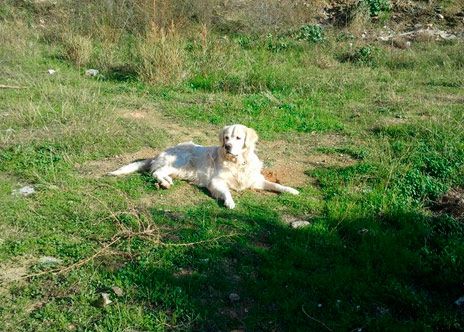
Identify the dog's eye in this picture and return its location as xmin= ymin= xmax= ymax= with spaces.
xmin=236 ymin=136 xmax=241 ymax=140
xmin=225 ymin=136 xmax=229 ymax=140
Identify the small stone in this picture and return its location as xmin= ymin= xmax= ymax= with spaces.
xmin=85 ymin=69 xmax=99 ymax=77
xmin=317 ymin=303 xmax=323 ymax=308
xmin=290 ymin=220 xmax=310 ymax=229
xmin=47 ymin=69 xmax=56 ymax=75
xmin=12 ymin=185 xmax=35 ymax=197
xmin=38 ymin=256 xmax=62 ymax=266
xmin=229 ymin=293 xmax=240 ymax=302
xmin=455 ymin=296 xmax=464 ymax=306
xmin=437 ymin=14 xmax=444 ymax=20
xmin=111 ymin=286 xmax=124 ymax=297
xmin=96 ymin=293 xmax=112 ymax=307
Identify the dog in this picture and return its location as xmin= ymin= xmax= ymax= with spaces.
xmin=108 ymin=124 xmax=299 ymax=209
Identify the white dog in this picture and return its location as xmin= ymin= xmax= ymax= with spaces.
xmin=109 ymin=124 xmax=299 ymax=209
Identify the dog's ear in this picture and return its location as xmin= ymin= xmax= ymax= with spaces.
xmin=219 ymin=126 xmax=228 ymax=146
xmin=244 ymin=127 xmax=258 ymax=149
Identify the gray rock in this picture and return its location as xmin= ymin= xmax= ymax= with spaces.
xmin=38 ymin=256 xmax=63 ymax=266
xmin=282 ymin=215 xmax=311 ymax=229
xmin=85 ymin=69 xmax=99 ymax=77
xmin=229 ymin=293 xmax=240 ymax=302
xmin=111 ymin=286 xmax=124 ymax=297
xmin=455 ymin=296 xmax=464 ymax=306
xmin=290 ymin=220 xmax=310 ymax=229
xmin=96 ymin=293 xmax=112 ymax=307
xmin=12 ymin=185 xmax=35 ymax=197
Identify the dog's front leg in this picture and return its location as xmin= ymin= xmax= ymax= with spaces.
xmin=253 ymin=176 xmax=299 ymax=195
xmin=208 ymin=178 xmax=235 ymax=209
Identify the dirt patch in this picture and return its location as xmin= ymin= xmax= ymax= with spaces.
xmin=259 ymin=135 xmax=356 ymax=187
xmin=430 ymin=188 xmax=464 ymax=219
xmin=117 ymin=108 xmax=214 ymax=144
xmin=139 ymin=183 xmax=212 ymax=208
xmin=76 ymin=147 xmax=157 ymax=177
xmin=0 ymin=256 xmax=35 ymax=293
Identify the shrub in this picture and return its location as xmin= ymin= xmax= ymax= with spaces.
xmin=135 ymin=28 xmax=187 ymax=85
xmin=364 ymin=0 xmax=391 ymax=17
xmin=340 ymin=46 xmax=377 ymax=65
xmin=61 ymin=33 xmax=93 ymax=67
xmin=294 ymin=24 xmax=324 ymax=43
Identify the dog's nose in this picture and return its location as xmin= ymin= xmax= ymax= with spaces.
xmin=225 ymin=143 xmax=232 ymax=151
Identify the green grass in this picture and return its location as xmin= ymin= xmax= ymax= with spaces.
xmin=1 ymin=4 xmax=464 ymax=331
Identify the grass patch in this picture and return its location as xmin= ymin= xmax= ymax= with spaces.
xmin=1 ymin=3 xmax=464 ymax=331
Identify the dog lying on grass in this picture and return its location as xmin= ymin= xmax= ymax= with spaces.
xmin=109 ymin=124 xmax=299 ymax=209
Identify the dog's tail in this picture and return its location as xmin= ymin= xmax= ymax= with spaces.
xmin=108 ymin=159 xmax=151 ymax=176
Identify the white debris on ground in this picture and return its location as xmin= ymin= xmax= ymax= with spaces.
xmin=282 ymin=215 xmax=311 ymax=229
xmin=455 ymin=296 xmax=464 ymax=306
xmin=38 ymin=256 xmax=63 ymax=266
xmin=85 ymin=69 xmax=99 ymax=77
xmin=12 ymin=185 xmax=35 ymax=197
xmin=111 ymin=286 xmax=124 ymax=297
xmin=96 ymin=293 xmax=112 ymax=307
xmin=377 ymin=26 xmax=459 ymax=42
xmin=47 ymin=69 xmax=56 ymax=75
xmin=229 ymin=293 xmax=240 ymax=302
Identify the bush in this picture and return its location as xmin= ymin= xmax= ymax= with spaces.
xmin=340 ymin=46 xmax=377 ymax=65
xmin=294 ymin=24 xmax=324 ymax=43
xmin=364 ymin=0 xmax=391 ymax=17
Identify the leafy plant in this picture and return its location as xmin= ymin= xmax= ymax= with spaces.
xmin=340 ymin=45 xmax=377 ymax=65
xmin=295 ymin=24 xmax=324 ymax=43
xmin=364 ymin=0 xmax=391 ymax=17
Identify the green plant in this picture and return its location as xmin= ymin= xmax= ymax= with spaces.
xmin=340 ymin=45 xmax=377 ymax=65
xmin=266 ymin=34 xmax=290 ymax=52
xmin=295 ymin=24 xmax=324 ymax=43
xmin=364 ymin=0 xmax=391 ymax=16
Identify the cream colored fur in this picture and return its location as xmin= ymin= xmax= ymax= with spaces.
xmin=109 ymin=124 xmax=299 ymax=209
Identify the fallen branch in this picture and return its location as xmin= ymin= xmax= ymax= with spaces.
xmin=0 ymin=84 xmax=25 ymax=89
xmin=302 ymin=305 xmax=333 ymax=332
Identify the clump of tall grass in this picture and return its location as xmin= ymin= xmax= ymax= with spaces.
xmin=135 ymin=23 xmax=187 ymax=85
xmin=61 ymin=33 xmax=93 ymax=68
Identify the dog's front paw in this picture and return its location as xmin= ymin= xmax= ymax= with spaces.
xmin=224 ymin=198 xmax=236 ymax=209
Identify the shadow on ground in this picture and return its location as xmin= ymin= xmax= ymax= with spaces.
xmin=110 ymin=203 xmax=464 ymax=331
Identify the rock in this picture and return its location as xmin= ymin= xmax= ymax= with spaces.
xmin=437 ymin=14 xmax=444 ymax=20
xmin=12 ymin=185 xmax=35 ymax=197
xmin=111 ymin=286 xmax=124 ymax=297
xmin=455 ymin=296 xmax=464 ymax=306
xmin=85 ymin=69 xmax=99 ymax=77
xmin=290 ymin=220 xmax=310 ymax=229
xmin=47 ymin=69 xmax=56 ymax=75
xmin=96 ymin=293 xmax=112 ymax=307
xmin=229 ymin=293 xmax=240 ymax=302
xmin=38 ymin=256 xmax=62 ymax=266
xmin=438 ymin=31 xmax=456 ymax=40
xmin=282 ymin=215 xmax=311 ymax=229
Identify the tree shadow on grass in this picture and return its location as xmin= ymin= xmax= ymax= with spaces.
xmin=113 ymin=203 xmax=464 ymax=331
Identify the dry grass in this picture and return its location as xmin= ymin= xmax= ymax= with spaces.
xmin=61 ymin=33 xmax=93 ymax=68
xmin=136 ymin=25 xmax=187 ymax=84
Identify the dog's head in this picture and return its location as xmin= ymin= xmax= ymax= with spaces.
xmin=219 ymin=124 xmax=258 ymax=161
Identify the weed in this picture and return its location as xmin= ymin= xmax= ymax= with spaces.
xmin=294 ymin=24 xmax=324 ymax=43
xmin=340 ymin=45 xmax=377 ymax=65
xmin=364 ymin=0 xmax=391 ymax=17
